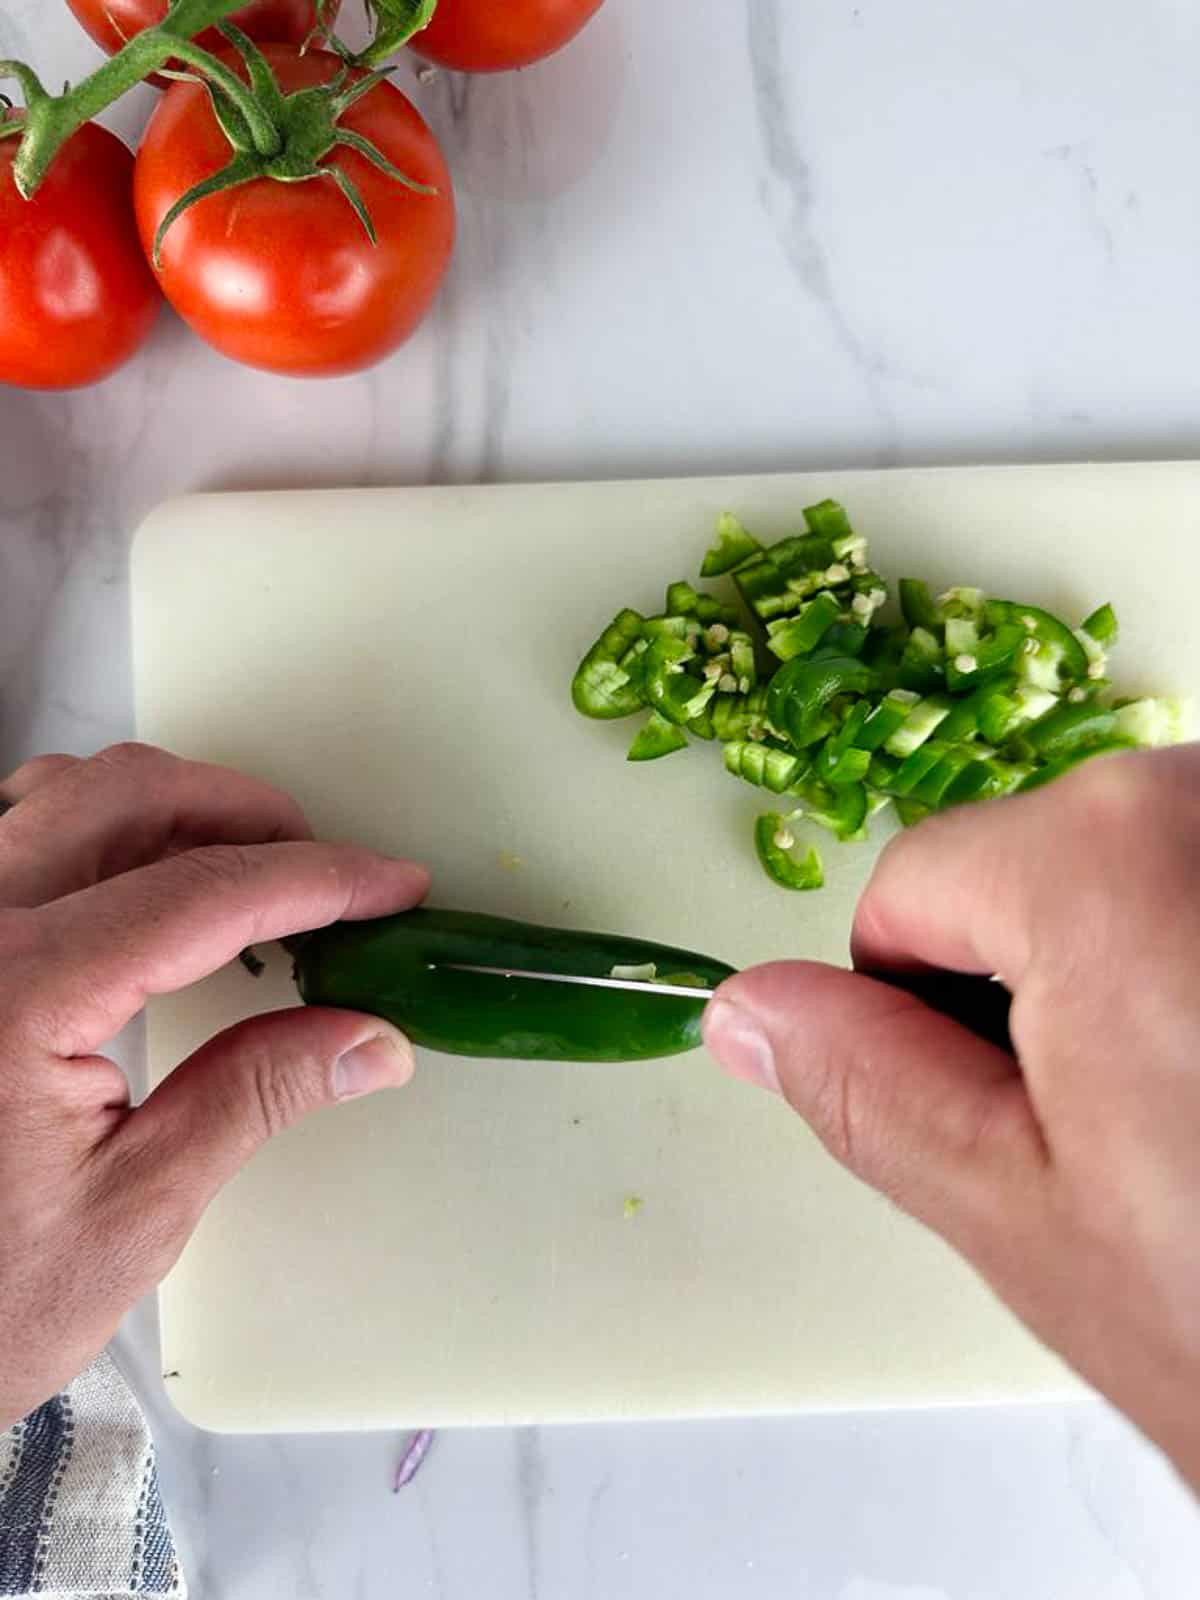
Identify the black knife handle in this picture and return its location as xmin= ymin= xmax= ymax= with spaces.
xmin=871 ymin=968 xmax=1014 ymax=1054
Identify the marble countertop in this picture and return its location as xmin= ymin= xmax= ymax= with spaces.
xmin=3 ymin=0 xmax=1200 ymax=1593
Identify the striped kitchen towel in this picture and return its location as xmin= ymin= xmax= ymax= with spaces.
xmin=0 ymin=1356 xmax=183 ymax=1598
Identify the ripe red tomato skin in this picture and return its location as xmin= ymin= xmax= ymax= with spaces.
xmin=64 ymin=0 xmax=337 ymax=57
xmin=410 ymin=0 xmax=605 ymax=72
xmin=132 ymin=46 xmax=456 ymax=378
xmin=0 ymin=122 xmax=159 ymax=391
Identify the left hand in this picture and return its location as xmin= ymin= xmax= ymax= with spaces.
xmin=0 ymin=742 xmax=428 ymax=1430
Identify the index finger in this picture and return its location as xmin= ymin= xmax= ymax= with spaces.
xmin=0 ymin=743 xmax=313 ymax=909
xmin=851 ymin=792 xmax=1044 ymax=985
xmin=22 ymin=842 xmax=430 ymax=1055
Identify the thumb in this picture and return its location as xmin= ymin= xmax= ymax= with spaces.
xmin=703 ymin=962 xmax=1045 ymax=1249
xmin=122 ymin=1007 xmax=414 ymax=1212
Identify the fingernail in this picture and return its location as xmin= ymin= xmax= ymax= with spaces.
xmin=702 ymin=999 xmax=781 ymax=1095
xmin=334 ymin=1032 xmax=414 ymax=1101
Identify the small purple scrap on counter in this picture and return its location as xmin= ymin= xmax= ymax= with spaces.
xmin=393 ymin=1429 xmax=436 ymax=1492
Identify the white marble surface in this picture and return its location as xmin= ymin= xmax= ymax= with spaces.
xmin=2 ymin=0 xmax=1200 ymax=1592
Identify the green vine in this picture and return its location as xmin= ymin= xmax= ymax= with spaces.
xmin=359 ymin=0 xmax=439 ymax=67
xmin=0 ymin=0 xmax=439 ymax=206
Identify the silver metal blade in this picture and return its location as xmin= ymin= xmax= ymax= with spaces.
xmin=436 ymin=962 xmax=717 ymax=1001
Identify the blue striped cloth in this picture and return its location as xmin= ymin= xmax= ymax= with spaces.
xmin=0 ymin=1357 xmax=183 ymax=1598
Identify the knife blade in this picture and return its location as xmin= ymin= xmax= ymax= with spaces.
xmin=437 ymin=963 xmax=717 ymax=1000
xmin=438 ymin=962 xmax=1013 ymax=1051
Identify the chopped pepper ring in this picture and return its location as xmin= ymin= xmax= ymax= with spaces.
xmin=755 ymin=813 xmax=825 ymax=891
xmin=571 ymin=502 xmax=1187 ymax=895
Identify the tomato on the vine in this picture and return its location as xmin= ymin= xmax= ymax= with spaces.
xmin=0 ymin=122 xmax=159 ymax=390
xmin=64 ymin=0 xmax=338 ymax=58
xmin=132 ymin=46 xmax=455 ymax=377
xmin=410 ymin=0 xmax=605 ymax=72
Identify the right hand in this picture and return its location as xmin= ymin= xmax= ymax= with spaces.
xmin=704 ymin=746 xmax=1200 ymax=1492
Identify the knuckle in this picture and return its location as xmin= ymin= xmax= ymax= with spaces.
xmin=865 ymin=812 xmax=954 ymax=902
xmin=814 ymin=1060 xmax=860 ymax=1174
xmin=170 ymin=841 xmax=262 ymax=895
xmin=266 ymin=788 xmax=312 ymax=843
xmin=1 ymin=752 xmax=80 ymax=794
xmin=245 ymin=1043 xmax=320 ymax=1140
xmin=92 ymin=740 xmax=174 ymax=776
xmin=804 ymin=1040 xmax=868 ymax=1178
xmin=1048 ymin=751 xmax=1200 ymax=912
xmin=1059 ymin=749 xmax=1163 ymax=836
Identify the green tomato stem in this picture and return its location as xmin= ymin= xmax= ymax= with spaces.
xmin=169 ymin=39 xmax=282 ymax=157
xmin=4 ymin=0 xmax=259 ymax=198
xmin=0 ymin=61 xmax=47 ymax=110
xmin=356 ymin=0 xmax=439 ymax=66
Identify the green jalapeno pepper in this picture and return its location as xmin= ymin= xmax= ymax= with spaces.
xmin=899 ymin=578 xmax=942 ymax=632
xmin=766 ymin=655 xmax=874 ymax=748
xmin=765 ymin=591 xmax=842 ymax=662
xmin=573 ymin=503 xmax=1184 ymax=899
xmin=810 ymin=620 xmax=869 ymax=660
xmin=290 ymin=908 xmax=735 ymax=1063
xmin=701 ymin=513 xmax=762 ymax=577
xmin=572 ymin=608 xmax=648 ymax=719
xmin=943 ymin=622 xmax=1026 ymax=693
xmin=754 ymin=813 xmax=825 ymax=890
xmin=627 ymin=711 xmax=689 ymax=761
xmin=984 ymin=599 xmax=1090 ymax=685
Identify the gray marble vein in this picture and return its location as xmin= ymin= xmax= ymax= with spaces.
xmin=1045 ymin=144 xmax=1117 ymax=267
xmin=516 ymin=1429 xmax=546 ymax=1600
xmin=746 ymin=0 xmax=896 ymax=459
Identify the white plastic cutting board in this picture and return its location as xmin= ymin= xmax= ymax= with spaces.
xmin=133 ymin=464 xmax=1200 ymax=1433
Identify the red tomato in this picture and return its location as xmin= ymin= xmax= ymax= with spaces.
xmin=0 ymin=122 xmax=159 ymax=390
xmin=133 ymin=46 xmax=455 ymax=377
xmin=64 ymin=0 xmax=337 ymax=57
xmin=411 ymin=0 xmax=605 ymax=72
